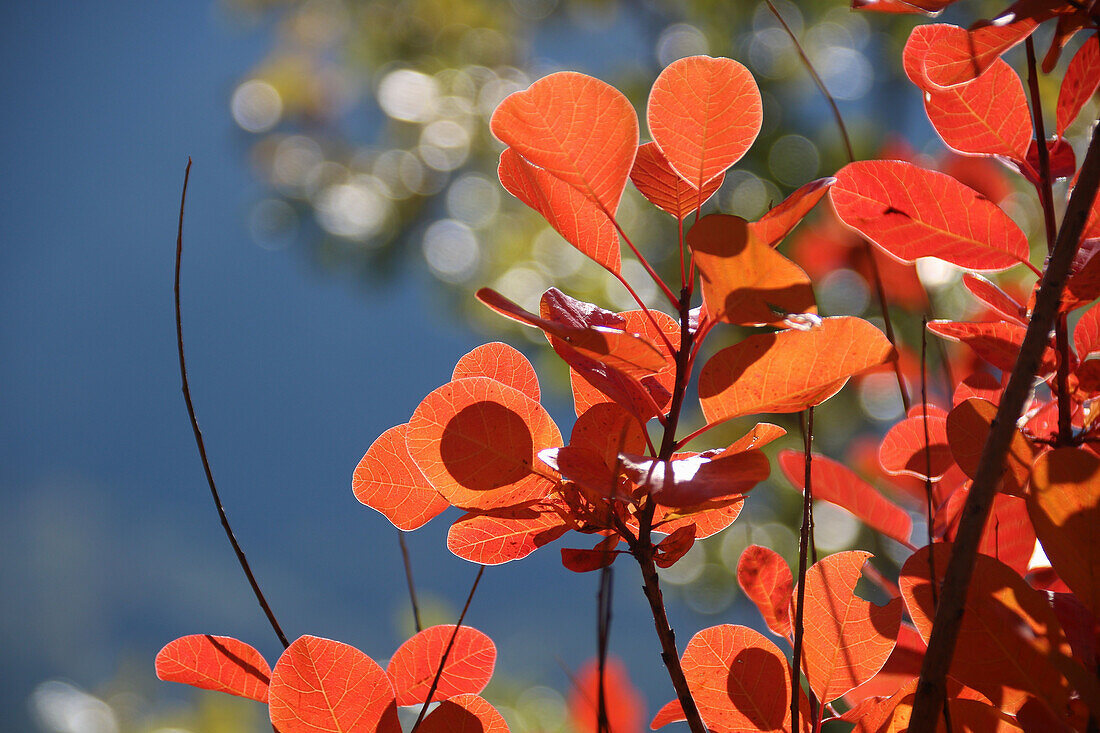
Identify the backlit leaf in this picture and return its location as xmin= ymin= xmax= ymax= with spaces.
xmin=749 ymin=177 xmax=835 ymax=247
xmin=418 ymin=694 xmax=509 ymax=733
xmin=699 ymin=316 xmax=894 ymax=425
xmin=387 ymin=624 xmax=496 ymax=706
xmin=946 ymin=397 xmax=1036 ymax=496
xmin=652 ymin=495 xmax=745 ymax=539
xmin=777 ymin=451 xmax=913 ymax=546
xmin=353 ymin=424 xmax=449 ymax=531
xmin=655 ymin=524 xmax=696 ymax=567
xmin=569 ymin=403 xmax=648 ymax=466
xmin=539 ymin=446 xmax=619 ymax=497
xmin=650 ymin=699 xmax=685 ymax=729
xmin=647 ymin=55 xmax=762 ymax=190
xmin=1074 ymin=301 xmax=1100 ymax=358
xmin=491 ymin=72 xmax=638 ymax=214
xmin=953 ymin=370 xmax=1003 ymax=406
xmin=1057 ymin=34 xmax=1100 ymax=137
xmin=942 ymin=487 xmax=1036 ymax=576
xmin=801 ymin=551 xmax=902 ymax=703
xmin=567 ymin=657 xmax=645 ymax=733
xmin=844 ymin=623 xmax=926 ymax=705
xmin=900 ymin=544 xmax=1074 ymax=713
xmin=155 ymin=635 xmax=270 ymax=703
xmin=688 ymin=214 xmax=816 ymax=327
xmin=498 ymin=148 xmax=621 ymax=274
xmin=447 ymin=502 xmax=569 ymax=565
xmin=268 ymin=635 xmax=400 ymax=733
xmin=737 ymin=544 xmax=793 ymax=638
xmin=962 ymin=273 xmax=1026 ymax=324
xmin=452 ymin=342 xmax=541 ymax=403
xmin=1029 ymin=447 xmax=1100 ymax=615
xmin=831 ymin=160 xmax=1029 ymax=271
xmin=619 ymin=449 xmax=770 ymax=506
xmin=408 ymin=377 xmax=561 ymax=511
xmin=561 ymin=534 xmax=620 ymax=573
xmin=928 ymin=320 xmax=1058 ymax=376
xmin=629 ymin=142 xmax=723 ymax=219
xmin=919 ymin=19 xmax=1039 ymax=90
xmin=878 ymin=414 xmax=954 ymax=481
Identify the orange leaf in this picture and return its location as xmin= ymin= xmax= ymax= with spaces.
xmin=386 ymin=624 xmax=496 ymax=706
xmin=654 ymin=524 xmax=696 ymax=568
xmin=1057 ymin=35 xmax=1100 ymax=137
xmin=268 ymin=635 xmax=400 ymax=733
xmin=953 ymin=370 xmax=1003 ymax=407
xmin=899 ymin=543 xmax=1074 ymax=713
xmin=737 ymin=544 xmax=793 ymax=639
xmin=962 ymin=273 xmax=1026 ymax=325
xmin=569 ymin=402 xmax=648 ymax=467
xmin=498 ymin=148 xmax=620 ymax=273
xmin=1029 ymin=447 xmax=1100 ymax=615
xmin=407 ymin=377 xmax=561 ymax=511
xmin=561 ymin=534 xmax=621 ymax=573
xmin=452 ymin=341 xmax=541 ymax=403
xmin=726 ymin=422 xmax=788 ymax=453
xmin=917 ymin=20 xmax=1039 ymax=91
xmin=942 ymin=487 xmax=1036 ymax=577
xmin=749 ymin=177 xmax=835 ymax=248
xmin=1074 ymin=301 xmax=1100 ymax=358
xmin=650 ymin=699 xmax=686 ymax=729
xmin=540 ymin=446 xmax=618 ymax=497
xmin=800 ymin=551 xmax=902 ymax=703
xmin=777 ymin=451 xmax=913 ymax=547
xmin=688 ymin=214 xmax=816 ymax=327
xmin=946 ymin=397 xmax=1036 ymax=496
xmin=878 ymin=414 xmax=954 ymax=481
xmin=567 ymin=657 xmax=645 ymax=733
xmin=619 ymin=449 xmax=770 ymax=506
xmin=491 ymin=71 xmax=637 ymax=214
xmin=447 ymin=502 xmax=569 ymax=565
xmin=629 ymin=142 xmax=723 ymax=219
xmin=698 ymin=316 xmax=894 ymax=425
xmin=418 ymin=694 xmax=509 ymax=733
xmin=155 ymin=634 xmax=270 ymax=703
xmin=353 ymin=424 xmax=450 ymax=531
xmin=651 ymin=495 xmax=745 ymax=539
xmin=929 ymin=319 xmax=1058 ymax=376
xmin=648 ymin=55 xmax=762 ymax=190
xmin=844 ymin=623 xmax=926 ymax=706
xmin=680 ymin=624 xmax=795 ymax=733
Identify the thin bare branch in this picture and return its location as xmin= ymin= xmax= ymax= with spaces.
xmin=398 ymin=530 xmax=422 ymax=633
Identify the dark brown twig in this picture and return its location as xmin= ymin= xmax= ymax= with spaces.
xmin=791 ymin=407 xmax=816 ymax=730
xmin=907 ymin=120 xmax=1100 ymax=733
xmin=398 ymin=530 xmax=422 ymax=633
xmin=410 ymin=565 xmax=486 ymax=733
xmin=175 ymin=158 xmax=289 ymax=650
xmin=597 ymin=564 xmax=614 ymax=733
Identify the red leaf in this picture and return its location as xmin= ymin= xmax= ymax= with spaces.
xmin=651 ymin=495 xmax=745 ymax=539
xmin=852 ymin=0 xmax=958 ymax=12
xmin=619 ymin=449 xmax=770 ymax=506
xmin=918 ymin=19 xmax=1039 ymax=90
xmin=699 ymin=316 xmax=895 ymax=425
xmin=1022 ymin=137 xmax=1077 ymax=185
xmin=777 ymin=450 xmax=914 ymax=547
xmin=447 ymin=502 xmax=569 ymax=565
xmin=418 ymin=694 xmax=509 ymax=733
xmin=155 ymin=634 xmax=271 ymax=703
xmin=878 ymin=414 xmax=954 ymax=481
xmin=630 ymin=142 xmax=723 ymax=219
xmin=953 ymin=370 xmax=1003 ymax=406
xmin=1064 ymin=238 xmax=1100 ymax=311
xmin=1057 ymin=34 xmax=1100 ymax=137
xmin=387 ymin=625 xmax=496 ymax=706
xmin=650 ymin=699 xmax=686 ymax=729
xmin=1074 ymin=301 xmax=1100 ymax=358
xmin=737 ymin=544 xmax=793 ymax=639
xmin=561 ymin=534 xmax=621 ymax=573
xmin=944 ymin=487 xmax=1036 ymax=577
xmin=654 ymin=524 xmax=696 ymax=568
xmin=831 ymin=160 xmax=1029 ymax=271
xmin=726 ymin=422 xmax=788 ymax=453
xmin=800 ymin=551 xmax=902 ymax=703
xmin=498 ymin=148 xmax=621 ymax=274
xmin=407 ymin=377 xmax=561 ymax=511
xmin=452 ymin=342 xmax=541 ymax=403
xmin=900 ymin=544 xmax=1075 ymax=713
xmin=962 ymin=273 xmax=1027 ymax=325
xmin=1029 ymin=447 xmax=1100 ymax=615
xmin=844 ymin=623 xmax=926 ymax=705
xmin=688 ymin=214 xmax=816 ymax=327
xmin=946 ymin=397 xmax=1036 ymax=496
xmin=928 ymin=320 xmax=1058 ymax=376
xmin=569 ymin=403 xmax=648 ymax=466
xmin=540 ymin=446 xmax=618 ymax=497
xmin=749 ymin=177 xmax=836 ymax=248
xmin=567 ymin=657 xmax=645 ymax=733
xmin=647 ymin=55 xmax=762 ymax=190
xmin=268 ymin=635 xmax=400 ymax=733
xmin=491 ymin=72 xmax=638 ymax=214
xmin=353 ymin=424 xmax=450 ymax=531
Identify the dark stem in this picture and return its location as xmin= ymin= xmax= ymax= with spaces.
xmin=865 ymin=246 xmax=912 ymax=411
xmin=792 ymin=407 xmax=817 ymax=731
xmin=174 ymin=158 xmax=290 ymax=650
xmin=410 ymin=565 xmax=486 ymax=733
xmin=907 ymin=117 xmax=1100 ymax=733
xmin=1026 ymin=37 xmax=1074 ymax=442
xmin=398 ymin=530 xmax=422 ymax=633
xmin=597 ymin=564 xmax=613 ymax=733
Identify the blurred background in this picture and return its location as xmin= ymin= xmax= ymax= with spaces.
xmin=2 ymin=1 xmax=1093 ymax=731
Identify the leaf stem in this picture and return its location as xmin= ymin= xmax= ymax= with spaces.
xmin=398 ymin=530 xmax=422 ymax=633
xmin=609 ymin=217 xmax=680 ymax=308
xmin=174 ymin=158 xmax=290 ymax=650
xmin=791 ymin=407 xmax=816 ymax=731
xmin=906 ymin=115 xmax=1100 ymax=733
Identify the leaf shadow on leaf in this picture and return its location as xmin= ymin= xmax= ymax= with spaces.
xmin=726 ymin=647 xmax=787 ymax=730
xmin=205 ymin=634 xmax=270 ymax=687
xmin=696 ymin=334 xmax=775 ymax=401
xmin=440 ymin=402 xmax=535 ymax=492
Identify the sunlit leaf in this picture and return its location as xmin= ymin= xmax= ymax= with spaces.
xmin=498 ymin=148 xmax=621 ymax=273
xmin=569 ymin=403 xmax=649 ymax=469
xmin=655 ymin=524 xmax=696 ymax=567
xmin=407 ymin=376 xmax=561 ymax=511
xmin=1029 ymin=447 xmax=1100 ymax=615
xmin=801 ymin=551 xmax=902 ymax=703
xmin=629 ymin=142 xmax=723 ymax=219
xmin=561 ymin=534 xmax=620 ymax=573
xmin=447 ymin=502 xmax=569 ymax=565
xmin=155 ymin=634 xmax=270 ymax=703
xmin=844 ymin=623 xmax=925 ymax=705
xmin=962 ymin=273 xmax=1027 ymax=325
xmin=737 ymin=544 xmax=793 ymax=638
xmin=699 ymin=316 xmax=894 ymax=425
xmin=452 ymin=342 xmax=541 ymax=403
xmin=353 ymin=424 xmax=450 ymax=531
xmin=946 ymin=397 xmax=1036 ymax=496
xmin=652 ymin=495 xmax=745 ymax=539
xmin=268 ymin=635 xmax=400 ymax=733
xmin=953 ymin=370 xmax=1003 ymax=406
xmin=749 ymin=177 xmax=835 ymax=248
xmin=917 ymin=19 xmax=1039 ymax=90
xmin=688 ymin=214 xmax=816 ymax=327
xmin=878 ymin=414 xmax=954 ymax=481
xmin=650 ymin=699 xmax=686 ymax=729
xmin=619 ymin=449 xmax=769 ymax=506
xmin=1074 ymin=301 xmax=1100 ymax=358
xmin=831 ymin=160 xmax=1029 ymax=271
xmin=941 ymin=487 xmax=1036 ymax=576
xmin=1056 ymin=34 xmax=1100 ymax=137
xmin=491 ymin=71 xmax=638 ymax=214
xmin=929 ymin=320 xmax=1058 ymax=376
xmin=647 ymin=55 xmax=762 ymax=190
xmin=387 ymin=624 xmax=496 ymax=706
xmin=418 ymin=693 xmax=510 ymax=733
